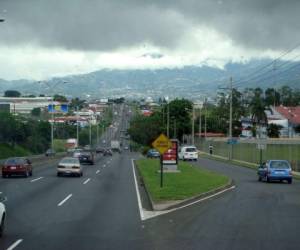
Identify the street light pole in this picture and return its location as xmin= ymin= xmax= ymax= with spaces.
xmin=51 ymin=96 xmax=54 ymax=151
xmin=199 ymin=106 xmax=202 ymax=140
xmin=76 ymin=106 xmax=79 ymax=146
xmin=192 ymin=105 xmax=195 ymax=145
xmin=167 ymin=102 xmax=170 ymax=138
xmin=204 ymin=98 xmax=207 ymax=138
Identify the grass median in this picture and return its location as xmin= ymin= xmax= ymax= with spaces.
xmin=136 ymin=159 xmax=230 ymax=202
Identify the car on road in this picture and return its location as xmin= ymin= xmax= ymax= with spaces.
xmin=178 ymin=146 xmax=198 ymax=161
xmin=258 ymin=160 xmax=293 ymax=184
xmin=57 ymin=157 xmax=82 ymax=177
xmin=78 ymin=151 xmax=95 ymax=165
xmin=0 ymin=193 xmax=6 ymax=237
xmin=146 ymin=149 xmax=160 ymax=158
xmin=96 ymin=147 xmax=105 ymax=154
xmin=2 ymin=157 xmax=33 ymax=178
xmin=73 ymin=148 xmax=83 ymax=158
xmin=103 ymin=149 xmax=113 ymax=156
xmin=45 ymin=148 xmax=56 ymax=157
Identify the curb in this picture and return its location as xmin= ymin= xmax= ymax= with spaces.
xmin=134 ymin=160 xmax=235 ymax=211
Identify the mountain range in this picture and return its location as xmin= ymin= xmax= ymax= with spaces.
xmin=0 ymin=59 xmax=299 ymax=100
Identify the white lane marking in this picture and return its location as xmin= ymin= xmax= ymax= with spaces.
xmin=103 ymin=164 xmax=106 ymax=168
xmin=7 ymin=239 xmax=23 ymax=250
xmin=83 ymin=178 xmax=91 ymax=185
xmin=132 ymin=159 xmax=144 ymax=221
xmin=132 ymin=159 xmax=236 ymax=221
xmin=57 ymin=194 xmax=72 ymax=207
xmin=30 ymin=177 xmax=44 ymax=183
xmin=96 ymin=170 xmax=100 ymax=174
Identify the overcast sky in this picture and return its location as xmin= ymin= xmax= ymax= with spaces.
xmin=1 ymin=0 xmax=300 ymax=80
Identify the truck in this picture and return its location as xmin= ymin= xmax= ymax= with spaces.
xmin=110 ymin=140 xmax=121 ymax=152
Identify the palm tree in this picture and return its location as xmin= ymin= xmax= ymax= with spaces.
xmin=249 ymin=88 xmax=269 ymax=138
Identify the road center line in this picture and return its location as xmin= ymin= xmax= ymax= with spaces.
xmin=96 ymin=170 xmax=100 ymax=174
xmin=7 ymin=239 xmax=23 ymax=250
xmin=30 ymin=177 xmax=44 ymax=183
xmin=57 ymin=194 xmax=72 ymax=207
xmin=83 ymin=178 xmax=91 ymax=185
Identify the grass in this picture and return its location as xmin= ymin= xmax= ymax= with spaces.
xmin=0 ymin=143 xmax=31 ymax=159
xmin=136 ymin=159 xmax=230 ymax=202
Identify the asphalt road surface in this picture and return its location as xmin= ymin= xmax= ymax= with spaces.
xmin=2 ymin=132 xmax=300 ymax=250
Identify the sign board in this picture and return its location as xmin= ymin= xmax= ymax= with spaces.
xmin=227 ymin=138 xmax=238 ymax=145
xmin=48 ymin=104 xmax=68 ymax=113
xmin=257 ymin=144 xmax=267 ymax=150
xmin=152 ymin=134 xmax=172 ymax=155
xmin=162 ymin=140 xmax=178 ymax=165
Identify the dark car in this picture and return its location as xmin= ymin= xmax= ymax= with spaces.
xmin=78 ymin=151 xmax=95 ymax=165
xmin=103 ymin=149 xmax=113 ymax=156
xmin=257 ymin=160 xmax=293 ymax=184
xmin=96 ymin=147 xmax=105 ymax=154
xmin=2 ymin=157 xmax=33 ymax=178
xmin=45 ymin=148 xmax=56 ymax=157
xmin=147 ymin=149 xmax=160 ymax=158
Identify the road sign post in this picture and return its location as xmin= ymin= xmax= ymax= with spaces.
xmin=152 ymin=133 xmax=172 ymax=188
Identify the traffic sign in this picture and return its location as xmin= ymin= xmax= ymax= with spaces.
xmin=152 ymin=133 xmax=172 ymax=155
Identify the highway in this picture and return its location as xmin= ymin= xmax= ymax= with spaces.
xmin=1 ymin=105 xmax=300 ymax=249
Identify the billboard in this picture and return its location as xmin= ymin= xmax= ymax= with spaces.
xmin=162 ymin=139 xmax=178 ymax=165
xmin=48 ymin=104 xmax=68 ymax=113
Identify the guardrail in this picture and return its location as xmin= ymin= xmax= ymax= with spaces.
xmin=0 ymin=152 xmax=67 ymax=166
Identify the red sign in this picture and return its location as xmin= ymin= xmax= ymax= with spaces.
xmin=162 ymin=139 xmax=178 ymax=165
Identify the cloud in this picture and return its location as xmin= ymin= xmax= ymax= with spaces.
xmin=1 ymin=0 xmax=300 ymax=52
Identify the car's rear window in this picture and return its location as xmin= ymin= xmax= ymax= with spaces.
xmin=186 ymin=147 xmax=197 ymax=152
xmin=5 ymin=158 xmax=23 ymax=165
xmin=60 ymin=158 xmax=79 ymax=164
xmin=270 ymin=161 xmax=290 ymax=169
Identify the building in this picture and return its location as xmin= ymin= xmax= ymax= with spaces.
xmin=272 ymin=106 xmax=300 ymax=137
xmin=0 ymin=97 xmax=57 ymax=114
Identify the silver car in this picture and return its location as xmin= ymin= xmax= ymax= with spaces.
xmin=57 ymin=157 xmax=82 ymax=177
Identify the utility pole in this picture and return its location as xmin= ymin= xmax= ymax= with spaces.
xmin=89 ymin=122 xmax=92 ymax=147
xmin=273 ymin=61 xmax=277 ymax=108
xmin=229 ymin=76 xmax=233 ymax=160
xmin=199 ymin=104 xmax=202 ymax=140
xmin=192 ymin=105 xmax=195 ymax=145
xmin=204 ymin=98 xmax=207 ymax=138
xmin=76 ymin=106 xmax=79 ymax=146
xmin=51 ymin=96 xmax=54 ymax=151
xmin=167 ymin=102 xmax=170 ymax=138
xmin=96 ymin=123 xmax=99 ymax=145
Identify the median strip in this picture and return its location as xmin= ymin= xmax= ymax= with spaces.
xmin=57 ymin=194 xmax=72 ymax=207
xmin=30 ymin=177 xmax=44 ymax=183
xmin=7 ymin=239 xmax=23 ymax=250
xmin=83 ymin=178 xmax=90 ymax=185
xmin=135 ymin=158 xmax=232 ymax=211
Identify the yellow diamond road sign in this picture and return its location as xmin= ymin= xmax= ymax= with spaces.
xmin=152 ymin=133 xmax=172 ymax=155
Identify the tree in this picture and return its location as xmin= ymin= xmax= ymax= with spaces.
xmin=31 ymin=108 xmax=41 ymax=117
xmin=265 ymin=88 xmax=280 ymax=107
xmin=4 ymin=90 xmax=21 ymax=97
xmin=53 ymin=94 xmax=68 ymax=102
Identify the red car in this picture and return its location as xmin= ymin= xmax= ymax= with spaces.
xmin=2 ymin=157 xmax=33 ymax=178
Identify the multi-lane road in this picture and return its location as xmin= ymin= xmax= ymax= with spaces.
xmin=1 ymin=105 xmax=300 ymax=249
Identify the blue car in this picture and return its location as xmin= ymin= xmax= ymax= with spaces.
xmin=146 ymin=149 xmax=160 ymax=158
xmin=257 ymin=160 xmax=293 ymax=184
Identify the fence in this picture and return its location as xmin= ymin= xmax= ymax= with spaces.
xmin=196 ymin=138 xmax=300 ymax=172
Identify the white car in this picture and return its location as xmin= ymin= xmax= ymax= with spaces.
xmin=178 ymin=146 xmax=198 ymax=161
xmin=57 ymin=157 xmax=83 ymax=177
xmin=0 ymin=194 xmax=6 ymax=237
